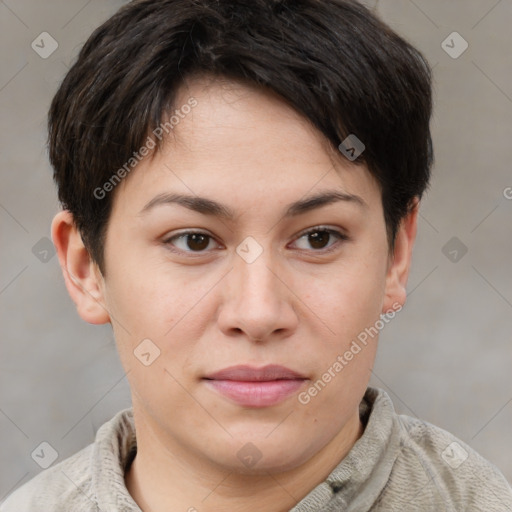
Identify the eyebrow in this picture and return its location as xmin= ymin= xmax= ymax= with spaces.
xmin=138 ymin=189 xmax=367 ymax=220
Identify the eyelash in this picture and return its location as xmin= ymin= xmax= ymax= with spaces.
xmin=162 ymin=226 xmax=349 ymax=257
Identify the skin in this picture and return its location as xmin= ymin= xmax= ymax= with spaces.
xmin=52 ymin=76 xmax=418 ymax=512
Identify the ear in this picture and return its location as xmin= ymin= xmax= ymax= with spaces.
xmin=382 ymin=198 xmax=419 ymax=314
xmin=51 ymin=210 xmax=111 ymax=325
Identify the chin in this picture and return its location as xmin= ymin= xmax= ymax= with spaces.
xmin=204 ymin=433 xmax=318 ymax=476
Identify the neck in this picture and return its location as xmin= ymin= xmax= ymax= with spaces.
xmin=125 ymin=410 xmax=364 ymax=512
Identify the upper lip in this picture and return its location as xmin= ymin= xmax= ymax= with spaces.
xmin=204 ymin=365 xmax=306 ymax=381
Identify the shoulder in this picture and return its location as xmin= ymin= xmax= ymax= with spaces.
xmin=0 ymin=408 xmax=136 ymax=512
xmin=0 ymin=443 xmax=97 ymax=512
xmin=388 ymin=412 xmax=512 ymax=511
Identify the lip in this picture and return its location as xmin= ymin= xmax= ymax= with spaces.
xmin=203 ymin=365 xmax=307 ymax=408
xmin=204 ymin=364 xmax=306 ymax=381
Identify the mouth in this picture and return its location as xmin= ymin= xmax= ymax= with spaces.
xmin=202 ymin=365 xmax=308 ymax=408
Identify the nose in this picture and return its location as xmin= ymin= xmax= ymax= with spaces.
xmin=217 ymin=245 xmax=299 ymax=343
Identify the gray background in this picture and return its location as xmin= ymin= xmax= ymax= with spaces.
xmin=1 ymin=0 xmax=511 ymax=501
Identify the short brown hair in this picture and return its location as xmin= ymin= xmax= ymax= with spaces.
xmin=48 ymin=0 xmax=434 ymax=276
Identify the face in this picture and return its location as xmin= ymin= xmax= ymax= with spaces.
xmin=56 ymin=76 xmax=413 ymax=475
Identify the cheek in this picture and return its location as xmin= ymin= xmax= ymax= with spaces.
xmin=105 ymin=278 xmax=170 ymax=337
xmin=104 ymin=262 xmax=217 ymax=370
xmin=309 ymin=255 xmax=387 ymax=343
xmin=296 ymin=265 xmax=384 ymax=422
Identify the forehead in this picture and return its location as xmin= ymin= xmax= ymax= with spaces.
xmin=112 ymin=77 xmax=381 ymax=218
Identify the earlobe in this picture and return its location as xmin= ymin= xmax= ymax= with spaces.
xmin=51 ymin=210 xmax=111 ymax=325
xmin=382 ymin=199 xmax=419 ymax=314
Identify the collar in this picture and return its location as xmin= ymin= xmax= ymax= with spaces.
xmin=90 ymin=387 xmax=399 ymax=512
xmin=290 ymin=387 xmax=401 ymax=511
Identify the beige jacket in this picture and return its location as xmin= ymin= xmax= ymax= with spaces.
xmin=2 ymin=387 xmax=511 ymax=511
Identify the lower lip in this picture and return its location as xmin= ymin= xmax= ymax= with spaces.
xmin=204 ymin=379 xmax=305 ymax=407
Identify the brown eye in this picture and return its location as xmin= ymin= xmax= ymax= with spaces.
xmin=164 ymin=231 xmax=218 ymax=253
xmin=292 ymin=227 xmax=347 ymax=252
xmin=308 ymin=231 xmax=331 ymax=249
xmin=184 ymin=233 xmax=210 ymax=251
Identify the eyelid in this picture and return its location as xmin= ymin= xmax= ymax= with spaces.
xmin=294 ymin=225 xmax=348 ymax=240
